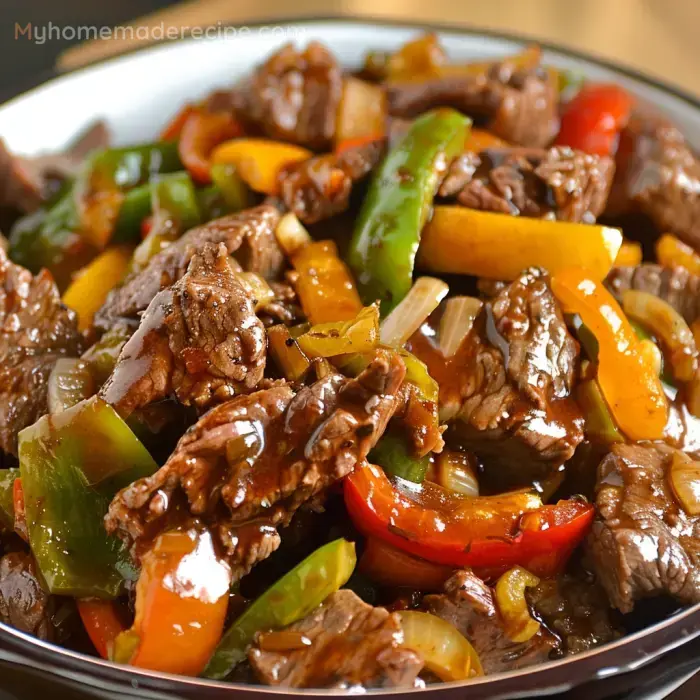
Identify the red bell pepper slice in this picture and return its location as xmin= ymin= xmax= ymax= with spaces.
xmin=77 ymin=599 xmax=128 ymax=660
xmin=344 ymin=463 xmax=594 ymax=578
xmin=159 ymin=104 xmax=199 ymax=142
xmin=555 ymin=83 xmax=635 ymax=156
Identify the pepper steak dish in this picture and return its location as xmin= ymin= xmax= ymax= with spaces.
xmin=1 ymin=33 xmax=700 ymax=689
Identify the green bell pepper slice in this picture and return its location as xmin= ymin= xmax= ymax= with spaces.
xmin=369 ymin=431 xmax=430 ymax=484
xmin=18 ymin=396 xmax=158 ymax=598
xmin=349 ymin=108 xmax=470 ymax=314
xmin=0 ymin=469 xmax=17 ymax=530
xmin=203 ymin=538 xmax=356 ymax=680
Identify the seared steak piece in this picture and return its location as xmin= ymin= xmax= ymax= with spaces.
xmin=0 ymin=552 xmax=55 ymax=640
xmin=528 ymin=574 xmax=622 ymax=654
xmin=232 ymin=42 xmax=342 ymax=151
xmin=0 ymin=248 xmax=81 ymax=455
xmin=95 ymin=205 xmax=284 ymax=331
xmin=609 ymin=113 xmax=700 ymax=250
xmin=438 ymin=147 xmax=614 ymax=223
xmin=606 ymin=264 xmax=700 ymax=326
xmin=279 ymin=139 xmax=385 ymax=224
xmin=412 ymin=268 xmax=583 ymax=483
xmin=387 ymin=57 xmax=558 ymax=147
xmin=105 ymin=350 xmax=406 ymax=575
xmin=424 ymin=570 xmax=558 ymax=674
xmin=586 ymin=442 xmax=700 ymax=613
xmin=249 ymin=590 xmax=423 ymax=688
xmin=100 ymin=243 xmax=266 ymax=417
xmin=258 ymin=280 xmax=303 ymax=327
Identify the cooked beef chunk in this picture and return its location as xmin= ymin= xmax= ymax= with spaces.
xmin=425 ymin=570 xmax=558 ymax=674
xmin=412 ymin=268 xmax=583 ymax=483
xmin=249 ymin=589 xmax=423 ymax=688
xmin=259 ymin=280 xmax=303 ymax=327
xmin=387 ymin=58 xmax=558 ymax=147
xmin=438 ymin=147 xmax=614 ymax=223
xmin=0 ymin=248 xmax=81 ymax=455
xmin=105 ymin=349 xmax=406 ymax=574
xmin=528 ymin=574 xmax=622 ymax=654
xmin=586 ymin=442 xmax=700 ymax=613
xmin=0 ymin=122 xmax=109 ymax=213
xmin=609 ymin=113 xmax=700 ymax=250
xmin=232 ymin=43 xmax=342 ymax=151
xmin=279 ymin=140 xmax=385 ymax=224
xmin=0 ymin=552 xmax=55 ymax=640
xmin=606 ymin=264 xmax=700 ymax=326
xmin=100 ymin=243 xmax=266 ymax=417
xmin=95 ymin=205 xmax=284 ymax=331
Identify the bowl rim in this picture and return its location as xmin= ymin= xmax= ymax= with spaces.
xmin=2 ymin=14 xmax=700 ymax=697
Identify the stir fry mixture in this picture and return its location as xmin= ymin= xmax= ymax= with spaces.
xmin=2 ymin=34 xmax=700 ymax=689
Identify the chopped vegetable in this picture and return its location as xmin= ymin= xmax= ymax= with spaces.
xmin=419 ymin=207 xmax=622 ymax=281
xmin=210 ymin=163 xmax=252 ymax=212
xmin=112 ymin=184 xmax=152 ymax=241
xmin=81 ymin=324 xmax=132 ymax=384
xmin=436 ymin=450 xmax=480 ymax=497
xmin=551 ymin=268 xmax=668 ymax=441
xmin=77 ymin=599 xmax=127 ymax=660
xmin=669 ymin=452 xmax=700 ymax=516
xmin=494 ymin=567 xmax=541 ymax=643
xmin=438 ymin=296 xmax=483 ymax=357
xmin=275 ymin=212 xmax=313 ymax=257
xmin=296 ymin=305 xmax=379 ymax=358
xmin=18 ymin=396 xmax=158 ymax=597
xmin=622 ymin=290 xmax=698 ymax=382
xmin=359 ymin=537 xmax=453 ymax=591
xmin=335 ymin=77 xmax=387 ymax=145
xmin=344 ymin=464 xmax=593 ymax=577
xmin=159 ymin=104 xmax=198 ymax=141
xmin=267 ymin=325 xmax=311 ymax=381
xmin=113 ymin=528 xmax=231 ymax=676
xmin=0 ymin=469 xmax=16 ymax=530
xmin=369 ymin=431 xmax=431 ymax=483
xmin=48 ymin=358 xmax=96 ymax=413
xmin=555 ymin=83 xmax=635 ymax=156
xmin=349 ymin=109 xmax=470 ymax=313
xmin=62 ymin=246 xmax=132 ymax=331
xmin=614 ymin=240 xmax=642 ymax=267
xmin=204 ymin=538 xmax=356 ymax=680
xmin=292 ymin=239 xmax=364 ymax=324
xmin=399 ymin=611 xmax=483 ymax=681
xmin=386 ymin=33 xmax=447 ymax=81
xmin=380 ymin=277 xmax=449 ymax=347
xmin=576 ymin=379 xmax=624 ymax=444
xmin=656 ymin=233 xmax=700 ymax=274
xmin=211 ymin=138 xmax=312 ymax=195
xmin=179 ymin=110 xmax=242 ymax=184
xmin=467 ymin=128 xmax=510 ymax=150
xmin=13 ymin=478 xmax=27 ymax=541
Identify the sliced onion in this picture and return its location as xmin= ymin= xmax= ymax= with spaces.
xmin=275 ymin=212 xmax=312 ymax=257
xmin=399 ymin=610 xmax=483 ymax=681
xmin=669 ymin=452 xmax=700 ymax=516
xmin=380 ymin=277 xmax=449 ymax=348
xmin=436 ymin=450 xmax=479 ymax=497
xmin=622 ymin=290 xmax=698 ymax=382
xmin=48 ymin=359 xmax=96 ymax=414
xmin=237 ymin=271 xmax=275 ymax=311
xmin=494 ymin=566 xmax=541 ymax=643
xmin=438 ymin=296 xmax=483 ymax=358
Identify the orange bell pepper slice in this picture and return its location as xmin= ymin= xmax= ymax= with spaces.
xmin=211 ymin=138 xmax=312 ymax=195
xmin=614 ymin=239 xmax=643 ymax=267
xmin=466 ymin=128 xmax=510 ymax=151
xmin=179 ymin=111 xmax=243 ymax=185
xmin=63 ymin=246 xmax=133 ymax=331
xmin=656 ymin=233 xmax=700 ymax=275
xmin=114 ymin=528 xmax=231 ymax=676
xmin=77 ymin=600 xmax=128 ymax=660
xmin=551 ymin=267 xmax=668 ymax=440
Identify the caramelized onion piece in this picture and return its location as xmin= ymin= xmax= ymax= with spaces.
xmin=669 ymin=452 xmax=700 ymax=516
xmin=436 ymin=450 xmax=479 ymax=497
xmin=438 ymin=296 xmax=483 ymax=358
xmin=275 ymin=212 xmax=312 ymax=257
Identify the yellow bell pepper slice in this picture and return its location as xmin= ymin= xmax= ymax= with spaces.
xmin=551 ymin=267 xmax=668 ymax=441
xmin=210 ymin=139 xmax=312 ymax=195
xmin=494 ymin=566 xmax=541 ymax=643
xmin=62 ymin=246 xmax=132 ymax=331
xmin=656 ymin=233 xmax=700 ymax=275
xmin=296 ymin=305 xmax=379 ymax=359
xmin=418 ymin=207 xmax=622 ymax=281
xmin=614 ymin=239 xmax=642 ymax=267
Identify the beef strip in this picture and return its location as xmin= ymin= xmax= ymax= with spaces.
xmin=279 ymin=139 xmax=385 ymax=224
xmin=410 ymin=268 xmax=583 ymax=484
xmin=387 ymin=58 xmax=558 ymax=147
xmin=606 ymin=264 xmax=700 ymax=326
xmin=608 ymin=113 xmax=700 ymax=250
xmin=105 ymin=349 xmax=406 ymax=576
xmin=232 ymin=43 xmax=342 ymax=151
xmin=424 ymin=570 xmax=558 ymax=674
xmin=438 ymin=146 xmax=614 ymax=223
xmin=249 ymin=589 xmax=423 ymax=689
xmin=258 ymin=280 xmax=303 ymax=327
xmin=100 ymin=243 xmax=266 ymax=417
xmin=0 ymin=122 xmax=109 ymax=213
xmin=0 ymin=248 xmax=81 ymax=455
xmin=586 ymin=442 xmax=700 ymax=613
xmin=94 ymin=204 xmax=284 ymax=331
xmin=0 ymin=551 xmax=55 ymax=640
